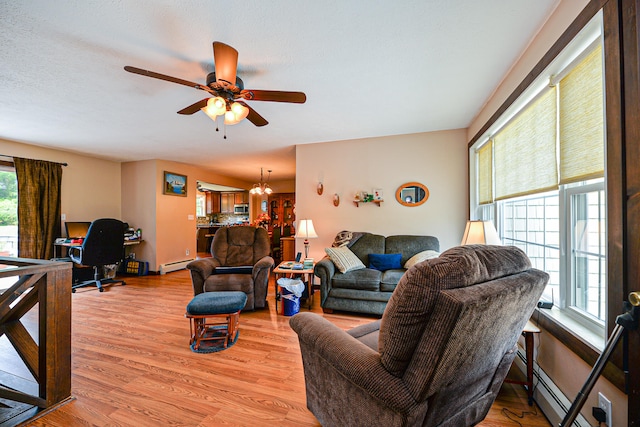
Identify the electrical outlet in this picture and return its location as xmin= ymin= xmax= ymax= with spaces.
xmin=598 ymin=392 xmax=612 ymax=427
xmin=186 ymin=249 xmax=190 ymax=256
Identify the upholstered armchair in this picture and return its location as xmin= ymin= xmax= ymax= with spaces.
xmin=187 ymin=226 xmax=274 ymax=310
xmin=290 ymin=245 xmax=548 ymax=426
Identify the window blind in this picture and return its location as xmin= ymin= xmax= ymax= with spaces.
xmin=559 ymin=45 xmax=605 ymax=184
xmin=477 ymin=140 xmax=493 ymax=204
xmin=494 ymin=87 xmax=558 ymax=201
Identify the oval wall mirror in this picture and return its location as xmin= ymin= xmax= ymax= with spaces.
xmin=395 ymin=182 xmax=429 ymax=207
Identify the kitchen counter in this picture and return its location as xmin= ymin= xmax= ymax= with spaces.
xmin=197 ymin=222 xmax=247 ymax=228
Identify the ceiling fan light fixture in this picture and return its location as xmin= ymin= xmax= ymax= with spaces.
xmin=224 ymin=110 xmax=240 ymax=125
xmin=204 ymin=96 xmax=226 ymax=117
xmin=224 ymin=102 xmax=249 ymax=125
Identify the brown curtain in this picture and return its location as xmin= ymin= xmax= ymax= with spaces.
xmin=14 ymin=157 xmax=63 ymax=259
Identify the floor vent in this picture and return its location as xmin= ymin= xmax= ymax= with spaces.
xmin=159 ymin=259 xmax=194 ymax=274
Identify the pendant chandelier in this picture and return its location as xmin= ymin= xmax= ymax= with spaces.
xmin=249 ymin=168 xmax=273 ymax=195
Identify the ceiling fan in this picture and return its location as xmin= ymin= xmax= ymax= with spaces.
xmin=124 ymin=41 xmax=306 ymax=128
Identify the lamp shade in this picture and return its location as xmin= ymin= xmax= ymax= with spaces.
xmin=295 ymin=219 xmax=318 ymax=239
xmin=461 ymin=220 xmax=501 ymax=245
xmin=224 ymin=102 xmax=249 ymax=125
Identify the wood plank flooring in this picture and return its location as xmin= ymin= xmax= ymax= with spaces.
xmin=1 ymin=269 xmax=551 ymax=426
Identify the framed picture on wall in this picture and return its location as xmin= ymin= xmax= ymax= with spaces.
xmin=163 ymin=171 xmax=187 ymax=196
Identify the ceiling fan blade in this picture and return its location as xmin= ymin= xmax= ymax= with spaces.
xmin=124 ymin=66 xmax=212 ymax=93
xmin=241 ymin=89 xmax=306 ymax=103
xmin=237 ymin=101 xmax=268 ymax=127
xmin=213 ymin=41 xmax=238 ymax=85
xmin=177 ymin=98 xmax=209 ymax=115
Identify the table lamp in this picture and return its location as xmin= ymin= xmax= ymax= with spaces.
xmin=460 ymin=220 xmax=501 ymax=245
xmin=295 ymin=219 xmax=318 ymax=258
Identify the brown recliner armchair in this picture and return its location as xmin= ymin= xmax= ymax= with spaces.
xmin=187 ymin=226 xmax=274 ymax=310
xmin=290 ymin=245 xmax=548 ymax=426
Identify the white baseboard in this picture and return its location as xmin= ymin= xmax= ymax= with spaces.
xmin=512 ymin=349 xmax=590 ymax=427
xmin=158 ymin=259 xmax=194 ymax=274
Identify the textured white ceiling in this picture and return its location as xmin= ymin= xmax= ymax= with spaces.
xmin=0 ymin=0 xmax=559 ymax=181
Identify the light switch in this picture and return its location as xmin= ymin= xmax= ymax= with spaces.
xmin=188 ymin=214 xmax=194 ymax=220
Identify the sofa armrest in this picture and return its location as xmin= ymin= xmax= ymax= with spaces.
xmin=289 ymin=312 xmax=414 ymax=412
xmin=186 ymin=258 xmax=220 ymax=295
xmin=314 ymin=256 xmax=335 ymax=305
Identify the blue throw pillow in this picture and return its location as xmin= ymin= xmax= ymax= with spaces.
xmin=369 ymin=253 xmax=402 ymax=271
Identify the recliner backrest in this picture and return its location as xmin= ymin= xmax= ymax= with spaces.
xmin=211 ymin=226 xmax=270 ymax=266
xmin=80 ymin=218 xmax=125 ymax=266
xmin=378 ymin=245 xmax=547 ymax=419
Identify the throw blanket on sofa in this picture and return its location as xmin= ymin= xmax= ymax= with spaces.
xmin=332 ymin=231 xmax=365 ymax=248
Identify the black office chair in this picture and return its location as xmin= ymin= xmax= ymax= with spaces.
xmin=69 ymin=218 xmax=126 ymax=292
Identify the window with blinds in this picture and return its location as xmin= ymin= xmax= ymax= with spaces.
xmin=477 ymin=141 xmax=493 ymax=205
xmin=476 ymin=43 xmax=604 ymax=202
xmin=559 ymin=44 xmax=605 ymax=184
xmin=493 ymin=88 xmax=558 ymax=201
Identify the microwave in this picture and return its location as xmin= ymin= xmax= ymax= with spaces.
xmin=234 ymin=204 xmax=249 ymax=214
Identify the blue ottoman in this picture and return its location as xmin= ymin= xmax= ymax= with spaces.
xmin=185 ymin=291 xmax=247 ymax=352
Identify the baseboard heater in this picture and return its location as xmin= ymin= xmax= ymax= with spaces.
xmin=159 ymin=259 xmax=194 ymax=275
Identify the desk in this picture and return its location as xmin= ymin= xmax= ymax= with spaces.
xmin=505 ymin=320 xmax=540 ymax=405
xmin=53 ymin=239 xmax=142 ymax=259
xmin=273 ymin=261 xmax=315 ymax=312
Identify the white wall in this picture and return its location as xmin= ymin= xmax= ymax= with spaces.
xmin=295 ymin=129 xmax=468 ymax=261
xmin=0 ymin=138 xmax=122 ymax=225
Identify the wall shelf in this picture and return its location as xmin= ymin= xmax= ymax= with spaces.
xmin=353 ymin=200 xmax=383 ymax=207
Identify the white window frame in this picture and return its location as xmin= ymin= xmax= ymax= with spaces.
xmin=562 ymin=181 xmax=606 ymax=331
xmin=477 ymin=182 xmax=606 ymax=343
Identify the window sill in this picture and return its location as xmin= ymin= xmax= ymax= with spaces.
xmin=533 ymin=307 xmax=625 ymax=391
xmin=534 ymin=306 xmax=604 ymax=351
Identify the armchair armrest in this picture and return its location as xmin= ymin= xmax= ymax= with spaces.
xmin=289 ymin=312 xmax=415 ymax=412
xmin=186 ymin=258 xmax=220 ymax=294
xmin=252 ymin=255 xmax=274 ymax=309
xmin=253 ymin=255 xmax=275 ymax=276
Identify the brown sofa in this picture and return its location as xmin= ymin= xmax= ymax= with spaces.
xmin=291 ymin=245 xmax=548 ymax=426
xmin=186 ymin=226 xmax=274 ymax=310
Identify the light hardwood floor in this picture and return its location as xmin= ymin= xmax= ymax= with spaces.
xmin=3 ymin=269 xmax=551 ymax=426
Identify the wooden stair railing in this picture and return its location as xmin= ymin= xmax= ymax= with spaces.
xmin=0 ymin=257 xmax=72 ymax=409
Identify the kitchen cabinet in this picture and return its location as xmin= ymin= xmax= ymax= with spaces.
xmin=234 ymin=191 xmax=248 ymax=204
xmin=205 ymin=192 xmax=221 ymax=214
xmin=220 ymin=192 xmax=235 ymax=213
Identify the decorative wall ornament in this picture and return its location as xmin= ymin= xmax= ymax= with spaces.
xmin=333 ymin=193 xmax=340 ymax=207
